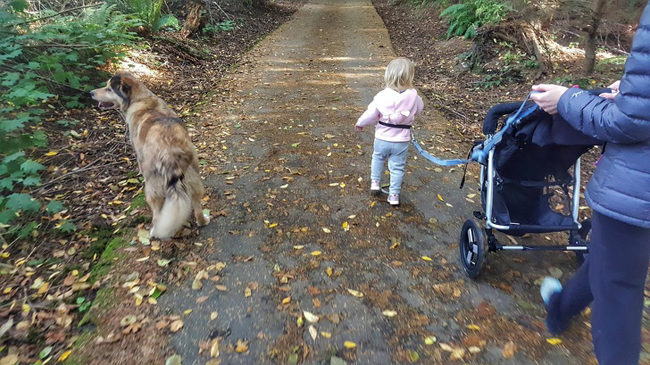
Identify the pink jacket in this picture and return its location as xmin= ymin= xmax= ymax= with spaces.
xmin=356 ymin=88 xmax=424 ymax=142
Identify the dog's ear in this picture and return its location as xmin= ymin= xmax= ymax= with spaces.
xmin=109 ymin=75 xmax=132 ymax=103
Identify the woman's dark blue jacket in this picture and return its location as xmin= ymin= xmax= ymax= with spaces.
xmin=558 ymin=4 xmax=650 ymax=228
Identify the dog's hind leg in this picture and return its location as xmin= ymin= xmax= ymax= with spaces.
xmin=187 ymin=168 xmax=209 ymax=227
xmin=145 ymin=182 xmax=165 ymax=236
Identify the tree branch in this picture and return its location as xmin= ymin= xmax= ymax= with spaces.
xmin=14 ymin=3 xmax=103 ymax=26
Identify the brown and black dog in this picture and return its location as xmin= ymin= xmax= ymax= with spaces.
xmin=91 ymin=73 xmax=209 ymax=238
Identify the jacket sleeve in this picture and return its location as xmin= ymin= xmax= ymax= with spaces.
xmin=557 ymin=6 xmax=650 ymax=144
xmin=357 ymin=101 xmax=380 ymax=127
xmin=415 ymin=95 xmax=424 ymax=116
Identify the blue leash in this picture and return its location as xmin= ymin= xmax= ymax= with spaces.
xmin=412 ymin=93 xmax=539 ymax=166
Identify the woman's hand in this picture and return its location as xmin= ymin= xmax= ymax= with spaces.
xmin=355 ymin=124 xmax=364 ymax=132
xmin=599 ymin=80 xmax=621 ymax=100
xmin=530 ymin=84 xmax=569 ymax=115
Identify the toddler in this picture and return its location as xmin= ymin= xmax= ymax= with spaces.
xmin=355 ymin=58 xmax=423 ymax=206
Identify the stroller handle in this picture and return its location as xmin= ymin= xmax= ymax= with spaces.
xmin=482 ymin=88 xmax=612 ymax=135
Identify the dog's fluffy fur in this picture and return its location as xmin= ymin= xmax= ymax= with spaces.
xmin=91 ymin=73 xmax=209 ymax=238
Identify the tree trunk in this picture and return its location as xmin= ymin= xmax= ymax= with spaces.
xmin=584 ymin=0 xmax=608 ymax=74
xmin=180 ymin=0 xmax=205 ymax=38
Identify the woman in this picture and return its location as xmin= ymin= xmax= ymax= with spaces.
xmin=530 ymin=4 xmax=650 ymax=364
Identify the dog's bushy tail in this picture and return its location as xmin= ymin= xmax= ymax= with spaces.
xmin=150 ymin=147 xmax=194 ymax=239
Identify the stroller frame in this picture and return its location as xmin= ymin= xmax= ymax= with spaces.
xmin=457 ymin=94 xmax=596 ymax=279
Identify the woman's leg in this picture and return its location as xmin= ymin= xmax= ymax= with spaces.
xmin=387 ymin=142 xmax=409 ymax=195
xmin=589 ymin=212 xmax=650 ymax=365
xmin=371 ymin=138 xmax=389 ymax=182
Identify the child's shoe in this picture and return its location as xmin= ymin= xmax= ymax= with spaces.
xmin=371 ymin=180 xmax=381 ymax=195
xmin=387 ymin=194 xmax=399 ymax=206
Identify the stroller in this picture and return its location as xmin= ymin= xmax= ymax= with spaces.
xmin=414 ymin=90 xmax=606 ymax=279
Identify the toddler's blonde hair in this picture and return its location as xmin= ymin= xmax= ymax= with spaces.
xmin=384 ymin=57 xmax=415 ymax=92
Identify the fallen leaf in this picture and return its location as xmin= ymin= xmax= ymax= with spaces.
xmin=502 ymin=341 xmax=517 ymax=358
xmin=321 ymin=331 xmax=332 ymax=338
xmin=309 ymin=325 xmax=318 ymax=340
xmin=210 ymin=312 xmax=218 ymax=320
xmin=235 ymin=339 xmax=249 ymax=353
xmin=170 ymin=320 xmax=183 ymax=333
xmin=342 ymin=222 xmax=349 ymax=232
xmin=347 ymin=289 xmax=363 ymax=298
xmin=469 ymin=346 xmax=481 ymax=354
xmin=165 ymin=354 xmax=182 ymax=365
xmin=120 ymin=315 xmax=137 ymax=327
xmin=58 ymin=350 xmax=72 ymax=362
xmin=326 ymin=267 xmax=333 ymax=277
xmin=282 ymin=296 xmax=291 ymax=304
xmin=440 ymin=343 xmax=453 ymax=352
xmin=437 ymin=194 xmax=444 ymax=202
xmin=344 ymin=341 xmax=356 ymax=349
xmin=466 ymin=324 xmax=480 ymax=331
xmin=382 ymin=310 xmax=397 ymax=317
xmin=424 ymin=336 xmax=437 ymax=345
xmin=389 ymin=241 xmax=400 ymax=249
xmin=303 ymin=310 xmax=319 ymax=323
xmin=546 ymin=338 xmax=563 ymax=345
xmin=210 ymin=338 xmax=220 ymax=358
xmin=192 ymin=270 xmax=205 ymax=290
xmin=215 ymin=285 xmax=227 ymax=291
xmin=330 ymin=356 xmax=347 ymax=365
xmin=157 ymin=259 xmax=172 ymax=267
xmin=409 ymin=350 xmax=419 ymax=362
xmin=311 ymin=251 xmax=322 ymax=256
xmin=196 ymin=296 xmax=209 ymax=304
xmin=244 ymin=287 xmax=252 ymax=297
xmin=421 ymin=256 xmax=433 ymax=261
xmin=322 ymin=227 xmax=331 ymax=233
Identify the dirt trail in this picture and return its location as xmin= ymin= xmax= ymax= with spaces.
xmin=158 ymin=0 xmax=597 ymax=363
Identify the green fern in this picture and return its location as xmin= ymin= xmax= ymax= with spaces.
xmin=440 ymin=0 xmax=509 ymax=39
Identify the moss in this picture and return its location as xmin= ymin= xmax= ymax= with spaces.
xmin=88 ymin=237 xmax=126 ymax=283
xmin=63 ymin=332 xmax=96 ymax=365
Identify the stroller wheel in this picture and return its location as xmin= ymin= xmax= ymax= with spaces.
xmin=459 ymin=219 xmax=487 ymax=279
xmin=574 ymin=219 xmax=591 ymax=264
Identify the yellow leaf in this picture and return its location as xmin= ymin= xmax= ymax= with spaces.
xmin=326 ymin=267 xmax=333 ymax=277
xmin=370 ymin=201 xmax=376 ymax=207
xmin=135 ymin=295 xmax=143 ymax=306
xmin=297 ymin=316 xmax=304 ymax=327
xmin=3 ymin=287 xmax=11 ymax=294
xmin=311 ymin=251 xmax=322 ymax=256
xmin=235 ymin=340 xmax=249 ymax=353
xmin=546 ymin=338 xmax=563 ymax=345
xmin=421 ymin=256 xmax=433 ymax=261
xmin=342 ymin=221 xmax=349 ymax=231
xmin=437 ymin=194 xmax=444 ymax=202
xmin=282 ymin=296 xmax=291 ymax=304
xmin=382 ymin=310 xmax=397 ymax=317
xmin=389 ymin=241 xmax=400 ymax=250
xmin=347 ymin=289 xmax=363 ymax=298
xmin=344 ymin=341 xmax=356 ymax=349
xmin=339 ymin=182 xmax=346 ymax=188
xmin=424 ymin=336 xmax=437 ymax=345
xmin=466 ymin=324 xmax=480 ymax=331
xmin=184 ymin=309 xmax=193 ymax=315
xmin=269 ymin=223 xmax=278 ymax=228
xmin=321 ymin=331 xmax=332 ymax=338
xmin=148 ymin=297 xmax=157 ymax=305
xmin=22 ymin=303 xmax=30 ymax=316
xmin=58 ymin=350 xmax=72 ymax=362
xmin=45 ymin=151 xmax=58 ymax=157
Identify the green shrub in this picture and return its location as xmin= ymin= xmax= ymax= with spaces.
xmin=440 ymin=0 xmax=510 ymax=39
xmin=0 ymin=1 xmax=140 ymax=239
xmin=204 ymin=20 xmax=235 ymax=34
